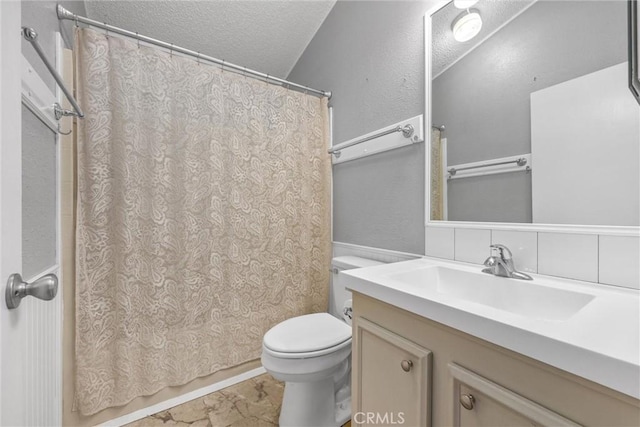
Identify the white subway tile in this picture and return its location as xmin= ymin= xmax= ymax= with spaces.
xmin=599 ymin=235 xmax=640 ymax=289
xmin=425 ymin=227 xmax=455 ymax=260
xmin=538 ymin=233 xmax=598 ymax=282
xmin=455 ymin=228 xmax=491 ymax=265
xmin=491 ymin=230 xmax=538 ymax=273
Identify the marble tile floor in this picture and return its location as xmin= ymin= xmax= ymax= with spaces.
xmin=125 ymin=373 xmax=352 ymax=427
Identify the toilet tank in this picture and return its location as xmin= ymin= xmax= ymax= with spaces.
xmin=329 ymin=256 xmax=385 ymax=319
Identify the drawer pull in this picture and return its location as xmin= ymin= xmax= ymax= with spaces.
xmin=400 ymin=360 xmax=413 ymax=372
xmin=460 ymin=393 xmax=475 ymax=410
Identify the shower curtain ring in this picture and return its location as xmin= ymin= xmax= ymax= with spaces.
xmin=170 ymin=43 xmax=174 ymax=57
xmin=136 ymin=32 xmax=140 ymax=49
xmin=266 ymin=74 xmax=270 ymax=85
xmin=221 ymin=59 xmax=225 ymax=72
xmin=74 ymin=16 xmax=78 ymax=28
xmin=104 ymin=23 xmax=109 ymax=38
xmin=197 ymin=52 xmax=201 ymax=65
xmin=243 ymin=67 xmax=247 ymax=79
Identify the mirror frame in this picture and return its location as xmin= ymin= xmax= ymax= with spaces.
xmin=630 ymin=0 xmax=640 ymax=104
xmin=424 ymin=2 xmax=640 ymax=239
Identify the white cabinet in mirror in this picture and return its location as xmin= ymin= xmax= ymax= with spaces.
xmin=425 ymin=0 xmax=640 ymax=237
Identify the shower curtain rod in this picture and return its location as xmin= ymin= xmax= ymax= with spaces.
xmin=57 ymin=5 xmax=332 ymax=99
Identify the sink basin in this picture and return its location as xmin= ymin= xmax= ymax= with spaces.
xmin=386 ymin=266 xmax=595 ymax=321
xmin=344 ymin=257 xmax=639 ymax=399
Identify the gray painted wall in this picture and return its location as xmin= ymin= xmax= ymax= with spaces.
xmin=288 ymin=1 xmax=440 ymax=254
xmin=22 ymin=1 xmax=87 ymax=91
xmin=432 ymin=1 xmax=627 ymax=222
xmin=447 ymin=173 xmax=532 ymax=223
xmin=21 ymin=0 xmax=86 ymax=276
xmin=22 ymin=105 xmax=57 ymax=279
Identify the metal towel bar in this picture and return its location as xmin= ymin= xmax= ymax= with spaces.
xmin=22 ymin=27 xmax=84 ymax=119
xmin=328 ymin=124 xmax=415 ymax=156
xmin=448 ymin=157 xmax=527 ymax=176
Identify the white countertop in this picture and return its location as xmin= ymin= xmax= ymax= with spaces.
xmin=344 ymin=257 xmax=640 ymax=400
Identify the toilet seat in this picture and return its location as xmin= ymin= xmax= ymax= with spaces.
xmin=263 ymin=313 xmax=352 ymax=359
xmin=263 ymin=336 xmax=352 ymax=359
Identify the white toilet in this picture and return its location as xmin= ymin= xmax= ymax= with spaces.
xmin=261 ymin=256 xmax=384 ymax=427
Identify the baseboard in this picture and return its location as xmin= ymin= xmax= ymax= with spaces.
xmin=99 ymin=367 xmax=267 ymax=427
xmin=332 ymin=241 xmax=422 ymax=263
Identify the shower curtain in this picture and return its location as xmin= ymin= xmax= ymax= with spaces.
xmin=74 ymin=28 xmax=331 ymax=415
xmin=430 ymin=128 xmax=444 ymax=220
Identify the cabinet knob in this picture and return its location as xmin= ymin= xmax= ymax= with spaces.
xmin=460 ymin=393 xmax=475 ymax=410
xmin=400 ymin=360 xmax=413 ymax=372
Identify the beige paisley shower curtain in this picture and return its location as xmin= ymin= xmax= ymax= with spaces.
xmin=75 ymin=28 xmax=331 ymax=415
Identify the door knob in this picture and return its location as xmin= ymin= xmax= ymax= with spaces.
xmin=5 ymin=273 xmax=58 ymax=309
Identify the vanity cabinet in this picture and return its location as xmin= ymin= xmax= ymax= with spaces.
xmin=351 ymin=292 xmax=640 ymax=427
xmin=352 ymin=317 xmax=432 ymax=427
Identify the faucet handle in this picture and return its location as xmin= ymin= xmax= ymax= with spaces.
xmin=483 ymin=255 xmax=497 ymax=267
xmin=490 ymin=244 xmax=513 ymax=260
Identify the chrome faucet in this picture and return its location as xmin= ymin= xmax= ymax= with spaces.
xmin=482 ymin=244 xmax=532 ymax=280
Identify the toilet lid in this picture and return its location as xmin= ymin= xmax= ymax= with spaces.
xmin=263 ymin=313 xmax=352 ymax=353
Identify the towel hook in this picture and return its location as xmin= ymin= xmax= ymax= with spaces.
xmin=53 ymin=102 xmax=76 ymax=135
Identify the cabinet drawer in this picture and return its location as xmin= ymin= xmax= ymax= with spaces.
xmin=450 ymin=364 xmax=580 ymax=427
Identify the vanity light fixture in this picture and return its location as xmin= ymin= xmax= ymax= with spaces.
xmin=452 ymin=9 xmax=483 ymax=42
xmin=453 ymin=0 xmax=479 ymax=9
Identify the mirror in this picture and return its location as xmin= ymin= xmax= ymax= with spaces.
xmin=428 ymin=0 xmax=640 ymax=227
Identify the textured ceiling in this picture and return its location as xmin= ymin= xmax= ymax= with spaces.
xmin=84 ymin=0 xmax=336 ymax=78
xmin=431 ymin=0 xmax=536 ymax=77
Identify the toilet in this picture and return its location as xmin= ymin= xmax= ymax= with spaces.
xmin=261 ymin=256 xmax=384 ymax=427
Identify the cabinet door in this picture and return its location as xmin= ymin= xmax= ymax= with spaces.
xmin=449 ymin=364 xmax=580 ymax=427
xmin=352 ymin=317 xmax=432 ymax=427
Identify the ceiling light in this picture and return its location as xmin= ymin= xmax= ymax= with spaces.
xmin=451 ymin=9 xmax=483 ymax=42
xmin=453 ymin=0 xmax=479 ymax=9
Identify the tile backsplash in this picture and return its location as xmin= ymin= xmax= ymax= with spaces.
xmin=425 ymin=226 xmax=640 ymax=290
xmin=538 ymin=233 xmax=598 ymax=282
xmin=599 ymin=235 xmax=640 ymax=289
xmin=454 ymin=229 xmax=491 ymax=264
xmin=425 ymin=227 xmax=454 ymax=259
xmin=491 ymin=230 xmax=538 ymax=273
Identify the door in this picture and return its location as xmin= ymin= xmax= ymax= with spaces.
xmin=0 ymin=2 xmax=26 ymax=425
xmin=1 ymin=2 xmax=63 ymax=425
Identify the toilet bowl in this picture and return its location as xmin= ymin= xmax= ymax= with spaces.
xmin=261 ymin=256 xmax=384 ymax=427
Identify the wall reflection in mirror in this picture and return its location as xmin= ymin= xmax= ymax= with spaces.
xmin=429 ymin=0 xmax=640 ymax=226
